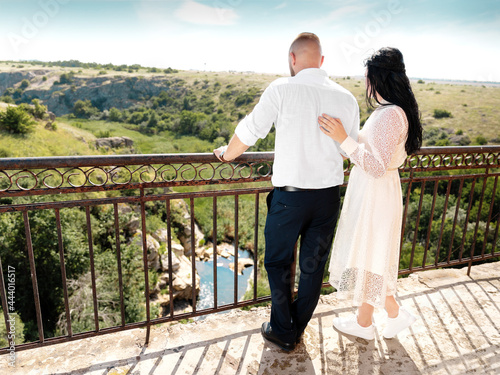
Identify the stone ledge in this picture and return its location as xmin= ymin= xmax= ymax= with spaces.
xmin=1 ymin=261 xmax=499 ymax=374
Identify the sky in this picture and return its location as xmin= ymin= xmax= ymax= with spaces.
xmin=0 ymin=0 xmax=499 ymax=82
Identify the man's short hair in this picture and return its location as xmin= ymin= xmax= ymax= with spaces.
xmin=290 ymin=32 xmax=322 ymax=53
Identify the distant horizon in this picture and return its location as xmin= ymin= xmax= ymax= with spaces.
xmin=3 ymin=58 xmax=500 ymax=86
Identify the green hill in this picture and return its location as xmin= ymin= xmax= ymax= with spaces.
xmin=0 ymin=60 xmax=499 ymax=158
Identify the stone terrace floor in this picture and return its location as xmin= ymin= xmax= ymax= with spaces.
xmin=1 ymin=261 xmax=499 ymax=375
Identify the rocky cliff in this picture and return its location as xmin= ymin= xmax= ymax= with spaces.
xmin=0 ymin=70 xmax=187 ymax=116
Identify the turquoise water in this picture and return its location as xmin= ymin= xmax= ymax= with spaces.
xmin=196 ymin=248 xmax=254 ymax=311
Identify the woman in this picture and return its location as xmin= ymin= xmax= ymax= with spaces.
xmin=318 ymin=47 xmax=422 ymax=340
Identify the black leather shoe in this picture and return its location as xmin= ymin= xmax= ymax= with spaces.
xmin=295 ymin=332 xmax=303 ymax=345
xmin=261 ymin=322 xmax=295 ymax=352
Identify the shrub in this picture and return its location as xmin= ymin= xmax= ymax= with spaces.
xmin=0 ymin=148 xmax=9 ymax=158
xmin=96 ymin=130 xmax=111 ymax=138
xmin=20 ymin=79 xmax=30 ymax=89
xmin=98 ymin=70 xmax=107 ymax=75
xmin=457 ymin=136 xmax=471 ymax=146
xmin=475 ymin=136 xmax=488 ymax=145
xmin=45 ymin=121 xmax=58 ymax=131
xmin=42 ymin=76 xmax=48 ymax=81
xmin=31 ymin=99 xmax=47 ymax=119
xmin=433 ymin=109 xmax=452 ymax=119
xmin=235 ymin=92 xmax=256 ymax=107
xmin=435 ymin=138 xmax=450 ymax=146
xmin=417 ymin=79 xmax=425 ymax=84
xmin=164 ymin=67 xmax=178 ymax=74
xmin=456 ymin=129 xmax=463 ymax=135
xmin=55 ymin=72 xmax=73 ymax=85
xmin=0 ymin=95 xmax=14 ymax=104
xmin=0 ymin=106 xmax=36 ymax=134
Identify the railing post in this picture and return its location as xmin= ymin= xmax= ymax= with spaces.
xmin=139 ymin=188 xmax=151 ymax=345
xmin=234 ymin=195 xmax=239 ymax=305
xmin=213 ymin=196 xmax=218 ymax=308
xmin=85 ymin=207 xmax=99 ymax=333
xmin=112 ymin=203 xmax=126 ymax=327
xmin=253 ymin=193 xmax=259 ymax=301
xmin=55 ymin=208 xmax=72 ymax=336
xmin=23 ymin=211 xmax=44 ymax=343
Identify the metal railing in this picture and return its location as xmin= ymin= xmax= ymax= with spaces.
xmin=0 ymin=146 xmax=499 ymax=354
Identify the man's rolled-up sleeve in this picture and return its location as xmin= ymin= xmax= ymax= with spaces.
xmin=235 ymin=85 xmax=279 ymax=147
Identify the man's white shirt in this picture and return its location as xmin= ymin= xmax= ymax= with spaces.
xmin=235 ymin=68 xmax=360 ymax=189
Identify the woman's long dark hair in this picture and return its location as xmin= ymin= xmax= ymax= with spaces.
xmin=365 ymin=47 xmax=422 ymax=154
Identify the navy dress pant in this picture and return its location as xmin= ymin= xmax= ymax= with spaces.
xmin=264 ymin=186 xmax=340 ymax=343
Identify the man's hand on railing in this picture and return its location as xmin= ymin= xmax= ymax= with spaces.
xmin=213 ymin=134 xmax=250 ymax=162
xmin=214 ymin=145 xmax=228 ymax=162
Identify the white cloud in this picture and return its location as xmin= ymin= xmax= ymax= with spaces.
xmin=275 ymin=2 xmax=287 ymax=10
xmin=324 ymin=5 xmax=370 ymax=21
xmin=174 ymin=0 xmax=239 ymax=26
xmin=310 ymin=3 xmax=375 ymax=28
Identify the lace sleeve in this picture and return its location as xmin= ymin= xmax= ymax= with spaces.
xmin=340 ymin=106 xmax=407 ymax=178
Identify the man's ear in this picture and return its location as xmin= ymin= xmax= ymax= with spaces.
xmin=320 ymin=55 xmax=325 ymax=67
xmin=290 ymin=52 xmax=296 ymax=65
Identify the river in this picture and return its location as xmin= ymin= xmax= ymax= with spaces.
xmin=195 ymin=247 xmax=254 ymax=313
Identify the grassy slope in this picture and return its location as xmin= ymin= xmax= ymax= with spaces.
xmin=0 ymin=104 xmax=100 ymax=158
xmin=63 ymin=117 xmax=217 ymax=154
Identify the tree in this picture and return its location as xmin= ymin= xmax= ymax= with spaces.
xmin=73 ymin=100 xmax=100 ymax=119
xmin=108 ymin=107 xmax=122 ymax=122
xmin=31 ymin=99 xmax=47 ymax=120
xmin=0 ymin=105 xmax=36 ymax=134
xmin=178 ymin=110 xmax=207 ymax=136
xmin=147 ymin=111 xmax=159 ymax=128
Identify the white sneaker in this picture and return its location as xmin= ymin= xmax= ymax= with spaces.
xmin=332 ymin=315 xmax=375 ymax=340
xmin=383 ymin=306 xmax=417 ymax=339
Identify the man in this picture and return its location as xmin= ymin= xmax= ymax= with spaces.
xmin=214 ymin=32 xmax=359 ymax=351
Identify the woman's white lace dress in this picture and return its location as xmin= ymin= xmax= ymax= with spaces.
xmin=328 ymin=103 xmax=408 ymax=308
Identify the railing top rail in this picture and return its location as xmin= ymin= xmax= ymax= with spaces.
xmin=0 ymin=146 xmax=498 ymax=170
xmin=0 ymin=152 xmax=275 ymax=170
xmin=415 ymin=145 xmax=500 ymax=155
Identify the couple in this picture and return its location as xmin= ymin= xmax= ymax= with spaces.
xmin=214 ymin=32 xmax=422 ymax=351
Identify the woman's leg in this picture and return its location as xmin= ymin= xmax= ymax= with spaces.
xmin=385 ymin=295 xmax=400 ymax=318
xmin=357 ymin=303 xmax=374 ymax=327
xmin=383 ymin=295 xmax=416 ymax=338
xmin=333 ymin=303 xmax=375 ymax=340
